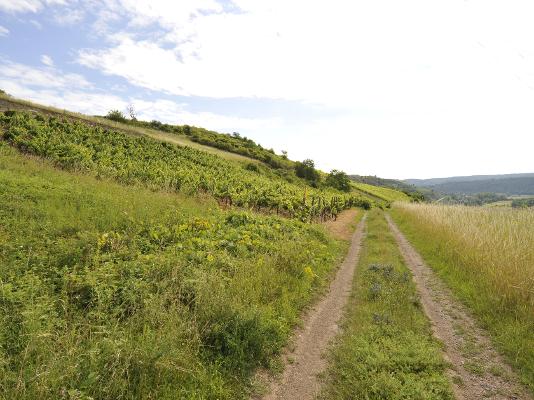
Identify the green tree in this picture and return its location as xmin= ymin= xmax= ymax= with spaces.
xmin=295 ymin=159 xmax=320 ymax=186
xmin=326 ymin=169 xmax=351 ymax=192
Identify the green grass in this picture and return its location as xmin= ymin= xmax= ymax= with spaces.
xmin=0 ymin=143 xmax=350 ymax=399
xmin=352 ymin=182 xmax=411 ymax=203
xmin=391 ymin=203 xmax=534 ymax=393
xmin=318 ymin=209 xmax=453 ymax=400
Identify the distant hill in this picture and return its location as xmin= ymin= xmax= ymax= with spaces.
xmin=405 ymin=173 xmax=534 ymax=195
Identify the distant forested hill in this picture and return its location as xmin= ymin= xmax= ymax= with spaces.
xmin=406 ymin=174 xmax=534 ymax=195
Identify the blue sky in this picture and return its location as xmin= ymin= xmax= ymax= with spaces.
xmin=1 ymin=0 xmax=533 ymax=179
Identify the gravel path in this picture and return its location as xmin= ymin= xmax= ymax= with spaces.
xmin=259 ymin=215 xmax=366 ymax=400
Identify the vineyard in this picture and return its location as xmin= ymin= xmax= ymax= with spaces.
xmin=0 ymin=111 xmax=371 ymax=221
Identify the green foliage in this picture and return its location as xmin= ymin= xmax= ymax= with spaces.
xmin=0 ymin=111 xmax=370 ymax=222
xmin=0 ymin=143 xmax=346 ymax=399
xmin=326 ymin=170 xmax=351 ymax=192
xmin=435 ymin=192 xmax=509 ymax=206
xmin=295 ymin=159 xmax=320 ymax=186
xmin=105 ymin=109 xmax=127 ymax=123
xmin=319 ymin=210 xmax=453 ymax=399
xmin=511 ymin=197 xmax=534 ymax=208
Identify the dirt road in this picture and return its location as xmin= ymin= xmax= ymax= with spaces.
xmin=386 ymin=214 xmax=531 ymax=400
xmin=259 ymin=214 xmax=366 ymax=400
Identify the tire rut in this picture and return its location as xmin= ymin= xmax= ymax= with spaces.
xmin=259 ymin=215 xmax=366 ymax=400
xmin=386 ymin=214 xmax=531 ymax=400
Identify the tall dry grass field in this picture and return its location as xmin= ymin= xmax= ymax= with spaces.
xmin=392 ymin=203 xmax=534 ymax=390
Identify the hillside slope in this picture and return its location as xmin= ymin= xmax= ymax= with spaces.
xmin=0 ymin=94 xmax=409 ymax=205
xmin=0 ymin=142 xmax=354 ymax=398
xmin=0 ymin=111 xmax=371 ymax=221
xmin=352 ymin=182 xmax=411 ymax=203
xmin=0 ymin=93 xmax=266 ymax=164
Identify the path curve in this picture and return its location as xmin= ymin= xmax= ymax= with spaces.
xmin=260 ymin=215 xmax=366 ymax=400
xmin=386 ymin=214 xmax=531 ymax=400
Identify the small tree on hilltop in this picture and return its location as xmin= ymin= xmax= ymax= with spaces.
xmin=326 ymin=169 xmax=351 ymax=192
xmin=106 ymin=109 xmax=127 ymax=123
xmin=126 ymin=104 xmax=137 ymax=121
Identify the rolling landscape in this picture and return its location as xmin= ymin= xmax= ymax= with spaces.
xmin=1 ymin=1 xmax=534 ymax=399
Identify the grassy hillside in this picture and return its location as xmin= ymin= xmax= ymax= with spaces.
xmin=0 ymin=111 xmax=370 ymax=221
xmin=350 ymin=174 xmax=418 ymax=193
xmin=108 ymin=114 xmax=293 ymax=170
xmin=352 ymin=182 xmax=411 ymax=203
xmin=391 ymin=203 xmax=534 ymax=391
xmin=0 ymin=142 xmax=355 ymax=399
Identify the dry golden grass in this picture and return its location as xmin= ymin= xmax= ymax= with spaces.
xmin=395 ymin=203 xmax=534 ymax=306
xmin=392 ymin=203 xmax=534 ymax=391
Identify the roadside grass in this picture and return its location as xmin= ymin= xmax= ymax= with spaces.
xmin=318 ymin=209 xmax=453 ymax=400
xmin=391 ymin=203 xmax=534 ymax=393
xmin=0 ymin=143 xmax=348 ymax=399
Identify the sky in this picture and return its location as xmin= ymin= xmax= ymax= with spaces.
xmin=0 ymin=0 xmax=533 ymax=179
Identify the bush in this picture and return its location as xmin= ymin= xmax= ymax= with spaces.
xmin=295 ymin=159 xmax=320 ymax=185
xmin=105 ymin=110 xmax=127 ymax=123
xmin=326 ymin=170 xmax=351 ymax=192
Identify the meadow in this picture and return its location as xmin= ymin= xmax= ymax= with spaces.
xmin=0 ymin=142 xmax=351 ymax=399
xmin=391 ymin=203 xmax=534 ymax=391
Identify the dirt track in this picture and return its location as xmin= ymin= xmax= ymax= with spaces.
xmin=386 ymin=214 xmax=531 ymax=400
xmin=259 ymin=214 xmax=366 ymax=400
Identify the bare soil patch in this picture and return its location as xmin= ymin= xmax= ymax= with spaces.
xmin=386 ymin=214 xmax=531 ymax=400
xmin=322 ymin=209 xmax=360 ymax=241
xmin=257 ymin=214 xmax=366 ymax=400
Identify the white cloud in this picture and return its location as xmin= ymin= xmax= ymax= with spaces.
xmin=0 ymin=25 xmax=9 ymax=36
xmin=3 ymin=0 xmax=534 ymax=177
xmin=28 ymin=19 xmax=43 ymax=29
xmin=0 ymin=60 xmax=91 ymax=89
xmin=53 ymin=7 xmax=84 ymax=25
xmin=0 ymin=0 xmax=68 ymax=13
xmin=131 ymin=98 xmax=281 ymax=133
xmin=117 ymin=0 xmax=222 ymax=28
xmin=40 ymin=54 xmax=54 ymax=66
xmin=76 ymin=1 xmax=534 ymax=109
xmin=74 ymin=0 xmax=534 ymax=177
